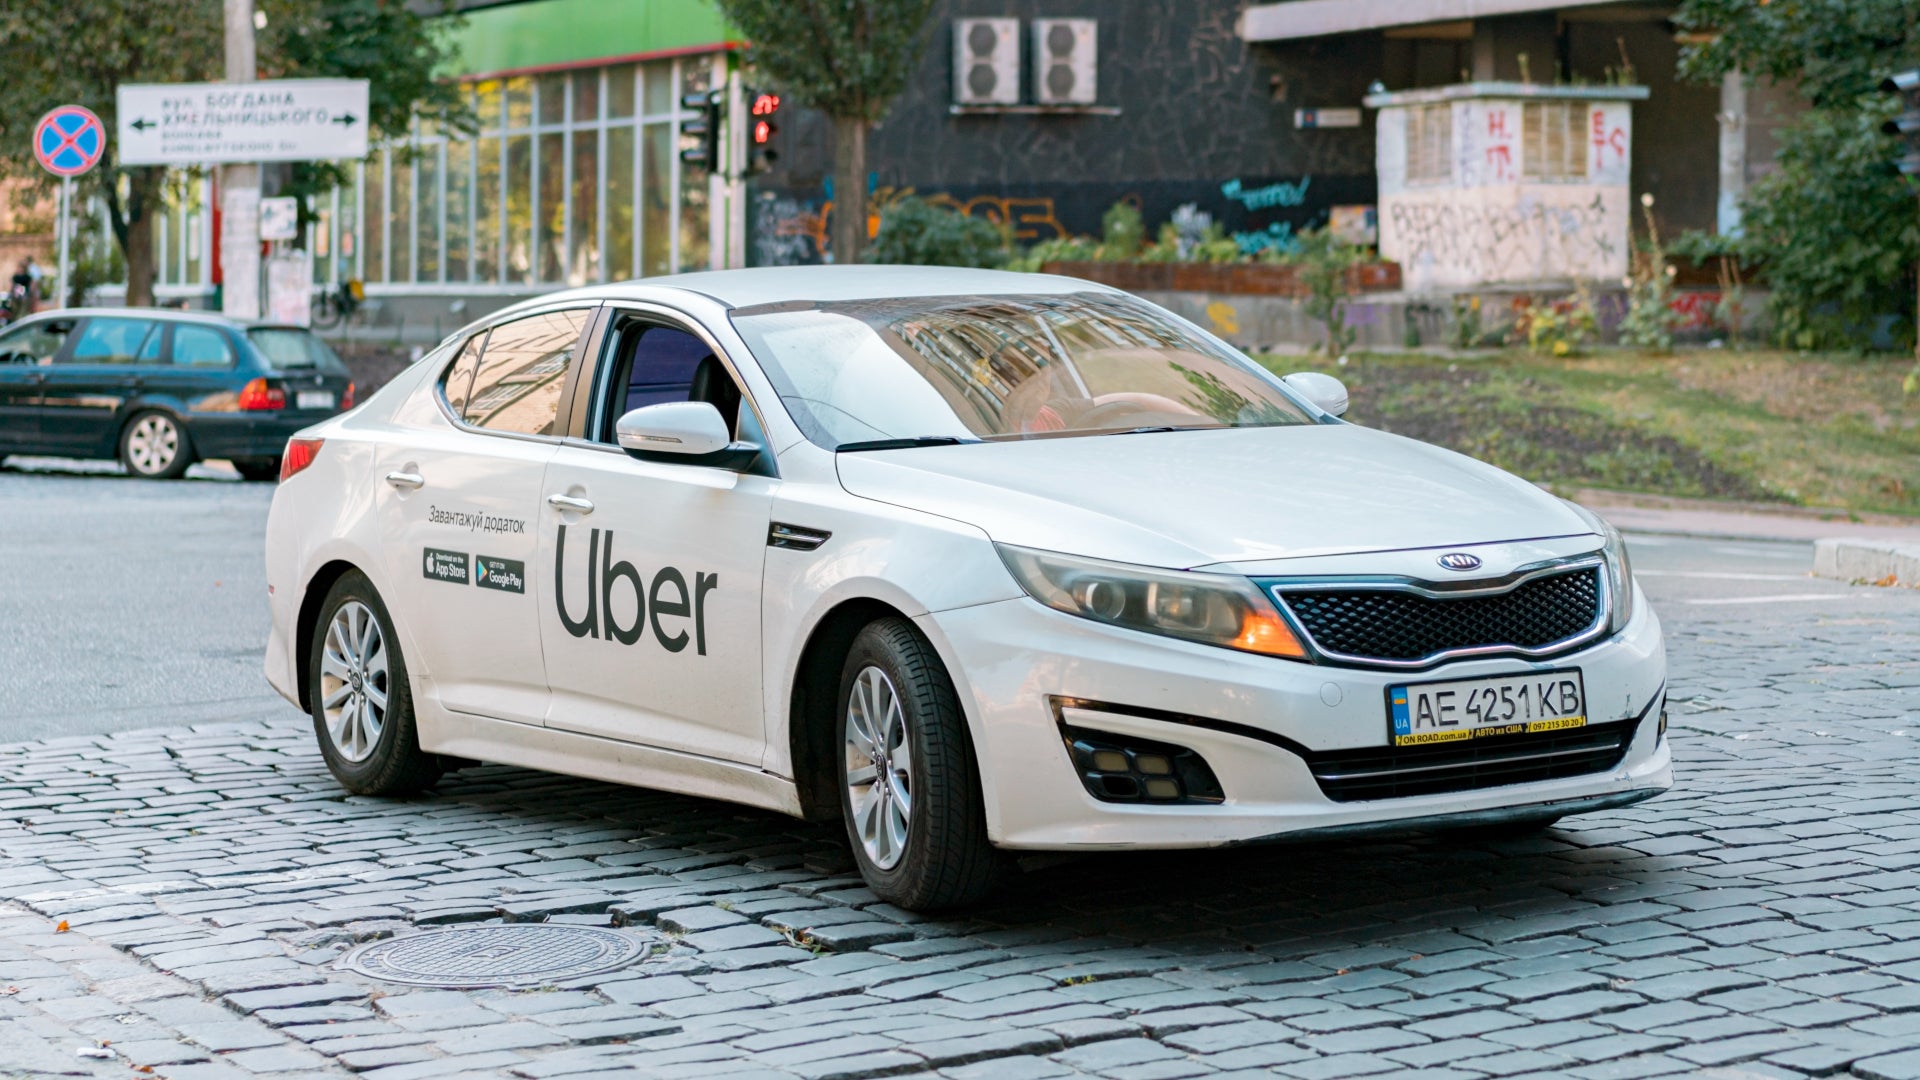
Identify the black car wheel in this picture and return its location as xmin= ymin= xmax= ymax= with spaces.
xmin=309 ymin=570 xmax=442 ymax=796
xmin=231 ymin=456 xmax=282 ymax=483
xmin=120 ymin=411 xmax=193 ymax=479
xmin=836 ymin=617 xmax=1005 ymax=910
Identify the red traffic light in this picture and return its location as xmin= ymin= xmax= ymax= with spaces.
xmin=751 ymin=93 xmax=780 ymax=117
xmin=753 ymin=120 xmax=774 ymax=144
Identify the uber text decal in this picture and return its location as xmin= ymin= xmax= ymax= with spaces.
xmin=553 ymin=526 xmax=717 ymax=655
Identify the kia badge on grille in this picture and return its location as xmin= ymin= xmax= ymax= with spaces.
xmin=1437 ymin=552 xmax=1482 ymax=572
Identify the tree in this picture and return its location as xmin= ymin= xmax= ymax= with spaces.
xmin=1674 ymin=0 xmax=1920 ymax=350
xmin=713 ymin=0 xmax=937 ymax=264
xmin=0 ymin=0 xmax=464 ymax=307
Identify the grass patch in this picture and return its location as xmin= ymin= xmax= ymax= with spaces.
xmin=1256 ymin=349 xmax=1920 ymax=517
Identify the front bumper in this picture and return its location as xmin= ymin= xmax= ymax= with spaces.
xmin=921 ymin=587 xmax=1668 ymax=850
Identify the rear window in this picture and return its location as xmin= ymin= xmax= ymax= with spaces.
xmin=247 ymin=328 xmax=346 ymax=372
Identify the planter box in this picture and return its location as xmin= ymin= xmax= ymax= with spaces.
xmin=1040 ymin=260 xmax=1402 ymax=297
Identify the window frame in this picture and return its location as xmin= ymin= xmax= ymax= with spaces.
xmin=0 ymin=316 xmax=76 ymax=365
xmin=568 ymin=301 xmax=780 ymax=478
xmin=168 ymin=323 xmax=241 ymax=370
xmin=432 ymin=302 xmax=601 ymax=444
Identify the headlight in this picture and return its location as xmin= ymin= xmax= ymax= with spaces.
xmin=996 ymin=544 xmax=1306 ymax=659
xmin=1565 ymin=501 xmax=1634 ymax=633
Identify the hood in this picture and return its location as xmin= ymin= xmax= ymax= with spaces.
xmin=834 ymin=424 xmax=1594 ymax=569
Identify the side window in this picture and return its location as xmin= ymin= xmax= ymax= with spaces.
xmin=439 ymin=332 xmax=485 ymax=418
xmin=172 ymin=325 xmax=235 ymax=368
xmin=64 ymin=318 xmax=159 ymax=365
xmin=138 ymin=327 xmax=166 ymax=363
xmin=597 ymin=318 xmax=745 ymax=442
xmin=0 ymin=319 xmax=73 ymax=365
xmin=463 ymin=308 xmax=590 ymax=436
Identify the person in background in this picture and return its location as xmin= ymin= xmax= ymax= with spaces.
xmin=23 ymin=256 xmax=44 ymax=310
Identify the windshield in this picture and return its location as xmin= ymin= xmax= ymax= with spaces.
xmin=729 ymin=291 xmax=1313 ymax=449
xmin=247 ymin=327 xmax=346 ymax=372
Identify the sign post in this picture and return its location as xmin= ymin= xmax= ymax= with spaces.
xmin=114 ymin=79 xmax=371 ymax=166
xmin=32 ymin=105 xmax=106 ymax=310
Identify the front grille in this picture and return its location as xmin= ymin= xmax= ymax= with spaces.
xmin=1305 ymin=720 xmax=1635 ymax=802
xmin=1277 ymin=567 xmax=1601 ymax=664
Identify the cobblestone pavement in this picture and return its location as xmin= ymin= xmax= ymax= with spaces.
xmin=5 ymin=596 xmax=1920 ymax=1080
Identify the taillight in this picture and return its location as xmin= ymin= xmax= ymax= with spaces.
xmin=239 ymin=377 xmax=286 ymax=411
xmin=280 ymin=438 xmax=323 ymax=481
xmin=341 ymin=382 xmax=356 ymax=410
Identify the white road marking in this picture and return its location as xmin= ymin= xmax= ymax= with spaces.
xmin=1685 ymin=593 xmax=1869 ymax=606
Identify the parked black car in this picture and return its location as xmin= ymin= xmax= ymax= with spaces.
xmin=0 ymin=309 xmax=353 ymax=481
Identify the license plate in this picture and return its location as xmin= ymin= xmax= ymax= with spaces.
xmin=1388 ymin=669 xmax=1586 ymax=746
xmin=297 ymin=390 xmax=335 ymax=410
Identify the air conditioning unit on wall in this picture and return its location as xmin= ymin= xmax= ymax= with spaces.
xmin=954 ymin=18 xmax=1020 ymax=106
xmin=1032 ymin=18 xmax=1098 ymax=106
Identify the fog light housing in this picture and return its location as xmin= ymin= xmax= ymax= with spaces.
xmin=1063 ymin=728 xmax=1224 ymax=805
xmin=1658 ymin=708 xmax=1668 ymax=742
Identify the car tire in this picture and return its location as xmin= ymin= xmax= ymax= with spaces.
xmin=119 ymin=411 xmax=194 ymax=480
xmin=836 ymin=617 xmax=1005 ymax=910
xmin=231 ymin=456 xmax=282 ymax=482
xmin=308 ymin=570 xmax=442 ymax=796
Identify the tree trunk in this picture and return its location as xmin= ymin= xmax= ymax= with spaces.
xmin=122 ymin=168 xmax=162 ymax=308
xmin=831 ymin=116 xmax=868 ymax=264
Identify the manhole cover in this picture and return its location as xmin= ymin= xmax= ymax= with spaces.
xmin=340 ymin=925 xmax=653 ymax=988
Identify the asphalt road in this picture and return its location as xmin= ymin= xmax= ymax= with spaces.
xmin=0 ymin=456 xmax=1913 ymax=743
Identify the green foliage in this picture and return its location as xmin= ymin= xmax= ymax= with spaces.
xmin=1002 ymin=235 xmax=1097 ymax=273
xmin=1728 ymin=102 xmax=1918 ymax=351
xmin=1676 ymin=0 xmax=1920 ymax=109
xmin=713 ymin=0 xmax=936 ymax=123
xmin=1619 ymin=199 xmax=1682 ymax=353
xmin=1519 ymin=298 xmax=1599 ymax=356
xmin=1278 ymin=227 xmax=1366 ymax=359
xmin=864 ymin=196 xmax=1005 ymax=268
xmin=1100 ymin=201 xmax=1144 ymax=260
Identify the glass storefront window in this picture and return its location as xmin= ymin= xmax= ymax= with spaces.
xmin=573 ymin=69 xmax=600 ymax=125
xmin=505 ymin=77 xmax=532 ymax=129
xmin=537 ymin=73 xmax=566 ymax=126
xmin=364 ymin=152 xmax=385 ymax=283
xmin=537 ymin=131 xmax=565 ymax=283
xmin=416 ymin=144 xmax=441 ymax=282
xmin=505 ymin=134 xmax=532 ymax=284
xmin=390 ymin=149 xmax=413 ymax=283
xmin=476 ymin=136 xmax=501 ymax=283
xmin=447 ymin=140 xmax=471 ymax=283
xmin=642 ymin=122 xmax=672 ymax=278
xmin=570 ymin=128 xmax=599 ymax=286
xmin=607 ymin=125 xmax=635 ymax=280
xmin=607 ymin=63 xmax=636 ymax=119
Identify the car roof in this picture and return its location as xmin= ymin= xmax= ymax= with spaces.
xmin=491 ymin=265 xmax=1114 ymax=317
xmin=10 ymin=306 xmax=305 ymax=332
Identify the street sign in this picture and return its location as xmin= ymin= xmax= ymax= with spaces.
xmin=33 ymin=105 xmax=106 ymax=178
xmin=259 ymin=196 xmax=299 ymax=241
xmin=1295 ymin=107 xmax=1361 ymax=130
xmin=116 ymin=79 xmax=370 ymax=165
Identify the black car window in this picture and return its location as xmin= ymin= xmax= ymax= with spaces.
xmin=0 ymin=319 xmax=72 ymax=365
xmin=595 ymin=318 xmax=747 ymax=442
xmin=173 ymin=325 xmax=235 ymax=368
xmin=464 ymin=308 xmax=590 ymax=436
xmin=64 ymin=318 xmax=159 ymax=365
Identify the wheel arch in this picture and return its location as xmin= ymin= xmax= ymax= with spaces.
xmin=294 ymin=558 xmax=365 ymax=713
xmin=786 ymin=596 xmax=927 ymax=823
xmin=116 ymin=401 xmax=195 ymax=463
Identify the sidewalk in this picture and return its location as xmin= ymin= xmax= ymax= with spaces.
xmin=1571 ymin=488 xmax=1920 ymax=545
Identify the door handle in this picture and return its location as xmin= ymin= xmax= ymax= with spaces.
xmin=385 ymin=471 xmax=425 ymax=490
xmin=546 ymin=493 xmax=594 ymax=514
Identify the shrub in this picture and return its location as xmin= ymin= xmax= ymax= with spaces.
xmin=1278 ymin=227 xmax=1367 ymax=359
xmin=1517 ymin=296 xmax=1599 ymax=356
xmin=1100 ymin=201 xmax=1144 ymax=260
xmin=864 ymin=196 xmax=1006 ymax=268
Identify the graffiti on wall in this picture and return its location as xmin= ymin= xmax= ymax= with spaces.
xmin=922 ymin=193 xmax=1069 ymax=242
xmin=1387 ymin=193 xmax=1619 ymax=287
xmin=1220 ymin=176 xmax=1312 ymax=211
xmin=752 ymin=195 xmax=829 ymax=267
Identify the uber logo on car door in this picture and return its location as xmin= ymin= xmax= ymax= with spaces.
xmin=423 ymin=548 xmax=468 ymax=584
xmin=474 ymin=556 xmax=526 ymax=594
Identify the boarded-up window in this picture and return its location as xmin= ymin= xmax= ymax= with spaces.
xmin=1405 ymin=105 xmax=1453 ymax=184
xmin=1523 ymin=103 xmax=1587 ymax=180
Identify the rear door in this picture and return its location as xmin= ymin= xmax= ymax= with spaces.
xmin=38 ymin=316 xmax=163 ymax=457
xmin=373 ymin=305 xmax=597 ymax=726
xmin=0 ymin=318 xmax=74 ymax=449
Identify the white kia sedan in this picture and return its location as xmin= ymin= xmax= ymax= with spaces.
xmin=263 ymin=267 xmax=1668 ymax=910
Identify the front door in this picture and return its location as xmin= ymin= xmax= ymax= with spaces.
xmin=0 ymin=317 xmax=75 ymax=450
xmin=374 ymin=306 xmax=594 ymax=726
xmin=39 ymin=316 xmax=163 ymax=456
xmin=534 ymin=314 xmax=774 ymax=764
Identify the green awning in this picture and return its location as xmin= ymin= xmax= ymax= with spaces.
xmin=443 ymin=0 xmax=736 ymax=78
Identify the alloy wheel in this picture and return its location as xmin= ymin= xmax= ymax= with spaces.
xmin=319 ymin=600 xmax=389 ymax=763
xmin=845 ymin=665 xmax=913 ymax=870
xmin=126 ymin=415 xmax=179 ymax=475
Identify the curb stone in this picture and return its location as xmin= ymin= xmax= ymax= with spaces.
xmin=1813 ymin=538 xmax=1920 ymax=587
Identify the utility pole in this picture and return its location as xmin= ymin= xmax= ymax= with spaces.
xmin=220 ymin=0 xmax=261 ymax=319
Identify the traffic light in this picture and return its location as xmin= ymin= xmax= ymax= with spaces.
xmin=679 ymin=90 xmax=723 ymax=173
xmin=746 ymin=89 xmax=781 ymax=176
xmin=1883 ymin=69 xmax=1920 ymax=176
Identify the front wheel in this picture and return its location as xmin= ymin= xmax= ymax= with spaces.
xmin=837 ymin=618 xmax=1004 ymax=910
xmin=120 ymin=411 xmax=193 ymax=479
xmin=231 ymin=456 xmax=282 ymax=482
xmin=308 ymin=571 xmax=441 ymax=795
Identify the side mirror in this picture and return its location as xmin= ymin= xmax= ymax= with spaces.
xmin=1283 ymin=371 xmax=1349 ymax=418
xmin=615 ymin=401 xmax=759 ymax=471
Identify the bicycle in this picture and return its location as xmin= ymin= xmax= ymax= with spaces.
xmin=311 ymin=279 xmax=365 ymax=330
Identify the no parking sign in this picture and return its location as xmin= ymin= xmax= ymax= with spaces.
xmin=33 ymin=105 xmax=105 ymax=178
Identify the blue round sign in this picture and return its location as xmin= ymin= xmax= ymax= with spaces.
xmin=34 ymin=105 xmax=105 ymax=178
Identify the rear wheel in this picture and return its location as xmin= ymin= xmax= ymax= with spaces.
xmin=120 ymin=411 xmax=193 ymax=479
xmin=837 ymin=618 xmax=1004 ymax=910
xmin=308 ymin=571 xmax=441 ymax=795
xmin=231 ymin=456 xmax=282 ymax=482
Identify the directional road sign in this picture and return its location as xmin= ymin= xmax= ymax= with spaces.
xmin=33 ymin=105 xmax=106 ymax=178
xmin=116 ymin=79 xmax=370 ymax=165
